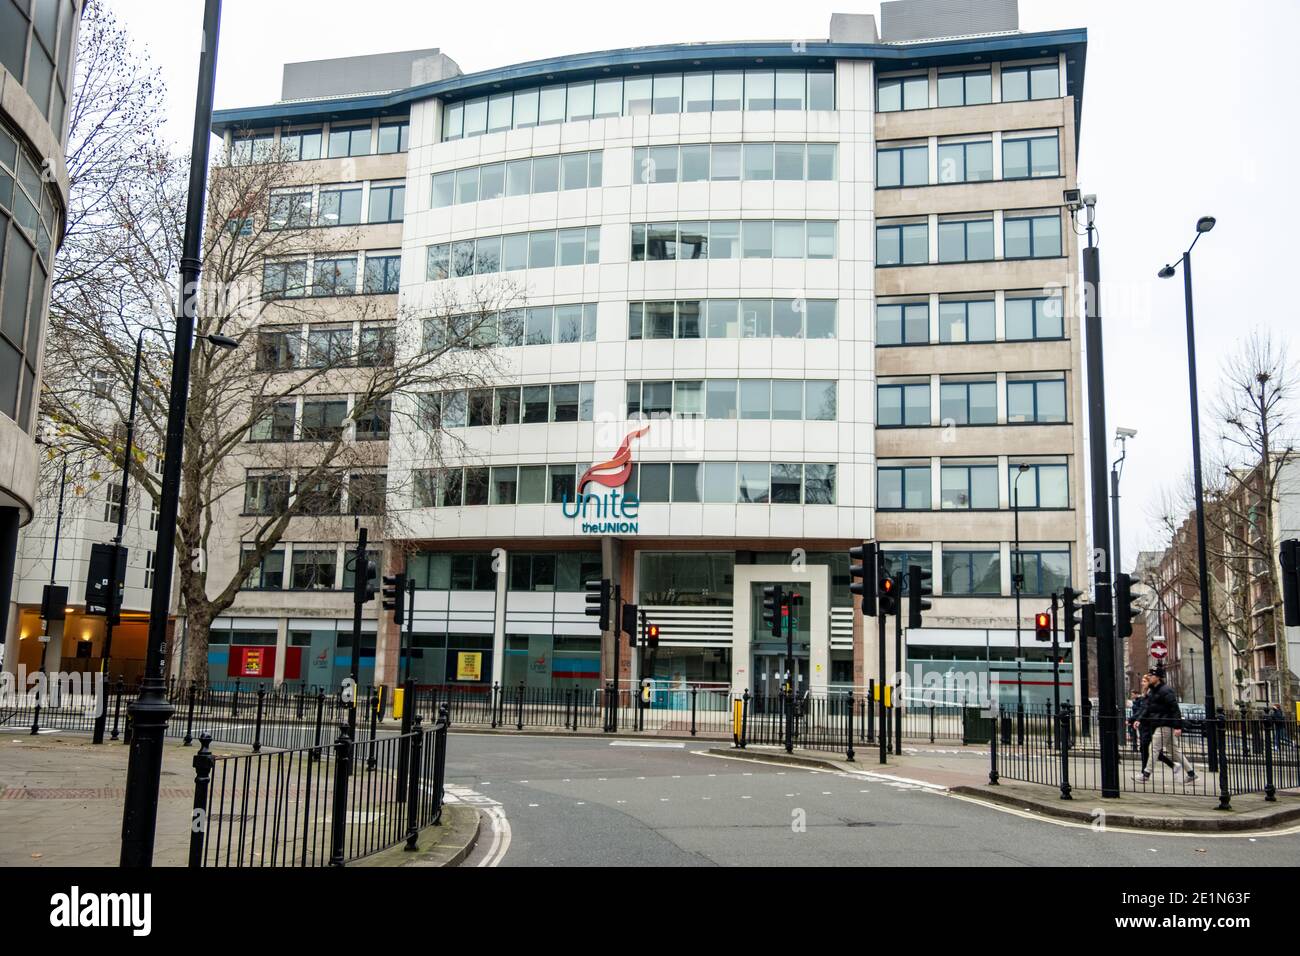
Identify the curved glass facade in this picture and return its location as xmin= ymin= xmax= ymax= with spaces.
xmin=0 ymin=118 xmax=61 ymax=431
xmin=441 ymin=68 xmax=835 ymax=140
xmin=0 ymin=0 xmax=79 ymax=139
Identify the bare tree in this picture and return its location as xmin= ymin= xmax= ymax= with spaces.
xmin=41 ymin=131 xmax=521 ymax=684
xmin=1149 ymin=330 xmax=1299 ymax=709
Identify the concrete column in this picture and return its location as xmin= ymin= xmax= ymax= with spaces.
xmin=0 ymin=506 xmax=19 ymax=653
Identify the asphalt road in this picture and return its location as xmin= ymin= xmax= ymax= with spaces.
xmin=444 ymin=732 xmax=1300 ymax=867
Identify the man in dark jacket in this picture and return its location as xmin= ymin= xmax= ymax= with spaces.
xmin=1133 ymin=669 xmax=1196 ymax=782
xmin=1130 ymin=675 xmax=1174 ymax=771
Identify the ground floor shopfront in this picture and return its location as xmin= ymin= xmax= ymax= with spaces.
xmin=195 ymin=537 xmax=1081 ymax=711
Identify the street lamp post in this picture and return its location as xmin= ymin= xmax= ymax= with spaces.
xmin=1013 ymin=463 xmax=1030 ymax=742
xmin=120 ymin=0 xmax=223 ymax=867
xmin=91 ymin=326 xmax=237 ymax=745
xmin=1111 ymin=428 xmax=1136 ymax=708
xmin=1158 ymin=215 xmax=1220 ymax=768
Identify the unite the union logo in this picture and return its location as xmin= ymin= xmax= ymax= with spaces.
xmin=562 ymin=426 xmax=649 ymax=533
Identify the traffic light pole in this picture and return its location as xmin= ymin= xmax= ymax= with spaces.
xmin=1084 ymin=226 xmax=1121 ymax=798
xmin=878 ymin=608 xmax=888 ymax=765
xmin=611 ymin=583 xmax=622 ymax=733
xmin=348 ymin=526 xmax=367 ymax=741
xmin=783 ymin=594 xmax=794 ymax=754
xmin=894 ymin=588 xmax=903 ymax=756
xmin=1051 ymin=592 xmax=1061 ymax=719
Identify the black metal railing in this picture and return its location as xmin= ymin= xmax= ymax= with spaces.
xmin=991 ymin=704 xmax=1299 ymax=807
xmin=189 ymin=704 xmax=450 ymax=867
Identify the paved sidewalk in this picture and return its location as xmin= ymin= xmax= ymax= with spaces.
xmin=717 ymin=743 xmax=1300 ymax=831
xmin=0 ymin=730 xmax=205 ymax=866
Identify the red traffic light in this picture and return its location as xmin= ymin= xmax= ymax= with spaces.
xmin=1034 ymin=611 xmax=1052 ymax=642
xmin=880 ymin=578 xmax=895 ymax=594
xmin=647 ymin=625 xmax=660 ymax=638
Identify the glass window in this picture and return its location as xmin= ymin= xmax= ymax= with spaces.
xmin=807 ymin=144 xmax=835 ymax=181
xmin=549 ymin=464 xmax=576 ymax=504
xmin=939 ymin=381 xmax=997 ymax=425
xmin=1005 ymin=214 xmax=1062 ymax=259
xmin=706 ymin=379 xmax=738 ymax=419
xmin=942 ymin=550 xmax=1001 ymax=596
xmin=681 ymin=145 xmax=710 ymax=182
xmin=684 ymin=73 xmax=713 ymax=112
xmin=938 ymin=217 xmax=994 ymax=262
xmin=555 ymin=305 xmax=584 ymax=344
xmin=713 ymin=72 xmax=743 ymax=111
xmin=878 ymin=75 xmax=928 ymax=112
xmin=1008 ymin=380 xmax=1067 ymax=423
xmin=522 ymin=385 xmax=550 ymax=423
xmin=940 ymin=464 xmax=998 ymax=509
xmin=594 ymin=78 xmax=623 ymax=117
xmin=877 ymin=222 xmax=927 ymax=265
xmin=328 ymin=124 xmax=370 ymax=158
xmin=1003 ymin=133 xmax=1060 ymax=179
xmin=805 ymin=380 xmax=837 ymax=421
xmin=476 ymin=163 xmax=504 ymax=201
xmin=672 ymin=463 xmax=701 ymax=502
xmin=311 ymin=258 xmax=357 ymax=296
xmin=742 ymin=220 xmax=772 ymax=259
xmin=529 ymin=230 xmax=557 ymax=268
xmin=807 ymin=72 xmax=835 ymax=110
xmin=807 ymin=221 xmax=836 ymax=259
xmin=743 ymin=143 xmax=773 ymax=180
xmin=771 ymin=380 xmax=803 ymax=420
xmin=878 ymin=465 xmax=931 ymax=510
xmin=291 ymin=548 xmax=338 ymax=590
xmin=773 ymin=300 xmax=802 ymax=339
xmin=770 ymin=463 xmax=802 ymax=503
xmin=1006 ymin=294 xmax=1064 ymax=340
xmin=744 ymin=70 xmax=775 ymax=110
xmin=552 ymin=383 xmax=580 ymax=422
xmin=739 ymin=380 xmax=770 ymax=420
xmin=492 ymin=467 xmax=518 ymax=505
xmin=772 ymin=221 xmax=804 ymax=259
xmin=567 ymin=81 xmax=594 ymax=121
xmin=538 ymin=85 xmax=566 ymax=124
xmin=937 ymin=140 xmax=993 ymax=183
xmin=646 ymin=222 xmax=677 ymax=260
xmin=502 ymin=233 xmax=528 ymax=271
xmin=518 ymin=465 xmax=547 ymax=503
xmin=652 ymin=74 xmax=682 ymax=114
xmin=525 ymin=307 xmax=553 ymax=346
xmin=702 ymin=463 xmax=736 ymax=503
xmin=637 ymin=463 xmax=671 ymax=502
xmin=878 ymin=383 xmax=929 ymax=427
xmin=738 ymin=463 xmax=770 ymax=503
xmin=878 ymin=302 xmax=929 ymax=346
xmin=367 ymin=183 xmax=405 ymax=223
xmin=938 ymin=300 xmax=995 ymax=343
xmin=711 ymin=143 xmax=741 ymax=181
xmin=677 ymin=301 xmax=701 ymax=339
xmin=623 ymin=77 xmax=652 ymax=115
xmin=561 ymin=152 xmax=589 ymax=190
xmin=377 ymin=121 xmax=409 ymax=153
xmin=805 ymin=300 xmax=836 ymax=339
xmin=505 ymin=159 xmax=531 ymax=196
xmin=740 ymin=300 xmax=771 ymax=338
xmin=318 ymin=186 xmax=362 ymax=226
xmin=774 ymin=71 xmax=805 ymax=110
xmin=532 ymin=155 xmax=560 ymax=192
xmin=432 ymin=171 xmax=455 ymax=207
xmin=878 ymin=145 xmax=927 ymax=188
xmin=937 ymin=71 xmax=992 ymax=107
xmin=557 ymin=227 xmax=586 ymax=266
xmin=708 ymin=221 xmax=740 ymax=259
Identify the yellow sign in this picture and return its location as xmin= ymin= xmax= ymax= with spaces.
xmin=732 ymin=698 xmax=744 ymax=737
xmin=392 ymin=687 xmax=405 ymax=719
xmin=884 ymin=685 xmax=892 ymax=708
xmin=457 ymin=652 xmax=483 ymax=681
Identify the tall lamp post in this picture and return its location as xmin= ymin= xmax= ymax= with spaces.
xmin=1012 ymin=462 xmax=1030 ymax=741
xmin=1111 ymin=427 xmax=1136 ymax=705
xmin=1158 ymin=215 xmax=1219 ymax=763
xmin=91 ymin=326 xmax=235 ymax=745
xmin=120 ymin=0 xmax=223 ymax=867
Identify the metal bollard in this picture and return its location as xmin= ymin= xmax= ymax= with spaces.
xmin=329 ymin=723 xmax=353 ymax=866
xmin=188 ymin=733 xmax=214 ymax=868
xmin=1215 ymin=709 xmax=1232 ymax=811
xmin=110 ymin=679 xmax=124 ymax=742
xmin=515 ymin=681 xmax=524 ymax=731
xmin=310 ymin=690 xmax=326 ymax=762
xmin=432 ymin=704 xmax=450 ymax=825
xmin=929 ymin=704 xmax=935 ymax=744
xmin=691 ymin=686 xmax=698 ymax=737
xmin=989 ymin=711 xmax=1000 ymax=786
xmin=1264 ymin=718 xmax=1276 ymax=803
xmin=739 ymin=689 xmax=750 ymax=749
xmin=367 ymin=691 xmax=379 ymax=771
xmin=405 ymin=715 xmax=424 ymax=851
xmin=253 ymin=685 xmax=266 ymax=753
xmin=183 ymin=684 xmax=197 ymax=746
xmin=1058 ymin=703 xmax=1073 ymax=800
xmin=490 ymin=681 xmax=500 ymax=729
xmin=846 ymin=691 xmax=855 ymax=763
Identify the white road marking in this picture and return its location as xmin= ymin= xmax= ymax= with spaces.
xmin=610 ymin=741 xmax=686 ymax=749
xmin=445 ymin=784 xmax=510 ymax=868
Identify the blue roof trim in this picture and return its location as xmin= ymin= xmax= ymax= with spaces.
xmin=211 ymin=27 xmax=1087 ymax=133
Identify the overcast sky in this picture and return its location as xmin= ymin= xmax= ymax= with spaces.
xmin=107 ymin=0 xmax=1300 ymax=569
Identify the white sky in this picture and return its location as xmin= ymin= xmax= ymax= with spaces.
xmin=107 ymin=0 xmax=1300 ymax=570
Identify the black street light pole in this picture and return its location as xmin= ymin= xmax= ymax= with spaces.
xmin=1080 ymin=196 xmax=1121 ymax=797
xmin=1012 ymin=463 xmax=1029 ymax=742
xmin=32 ymin=452 xmax=70 ymax=734
xmin=120 ymin=0 xmax=222 ymax=867
xmin=1158 ymin=215 xmax=1220 ymax=766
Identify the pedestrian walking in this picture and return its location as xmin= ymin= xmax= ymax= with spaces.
xmin=1133 ymin=668 xmax=1195 ymax=783
xmin=1270 ymin=704 xmax=1291 ymax=747
xmin=1132 ymin=675 xmax=1173 ymax=773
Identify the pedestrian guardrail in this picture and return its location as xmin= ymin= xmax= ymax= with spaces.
xmin=189 ymin=704 xmax=450 ymax=867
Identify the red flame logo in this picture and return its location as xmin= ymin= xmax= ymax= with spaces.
xmin=577 ymin=426 xmax=650 ymax=492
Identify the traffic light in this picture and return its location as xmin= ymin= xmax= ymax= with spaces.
xmin=1034 ymin=610 xmax=1052 ymax=642
xmin=1082 ymin=603 xmax=1095 ymax=641
xmin=762 ymin=584 xmax=784 ymax=638
xmin=352 ymin=556 xmax=377 ymax=605
xmin=849 ymin=542 xmax=877 ymax=617
xmin=907 ymin=564 xmax=932 ymax=629
xmin=1281 ymin=539 xmax=1300 ymax=626
xmin=1061 ymin=587 xmax=1083 ymax=643
xmin=585 ymin=578 xmax=611 ymax=631
xmin=646 ymin=624 xmax=660 ymax=648
xmin=621 ymin=602 xmax=639 ymax=642
xmin=1115 ymin=572 xmax=1140 ymax=639
xmin=381 ymin=573 xmax=406 ymax=625
xmin=878 ymin=574 xmax=898 ymax=617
